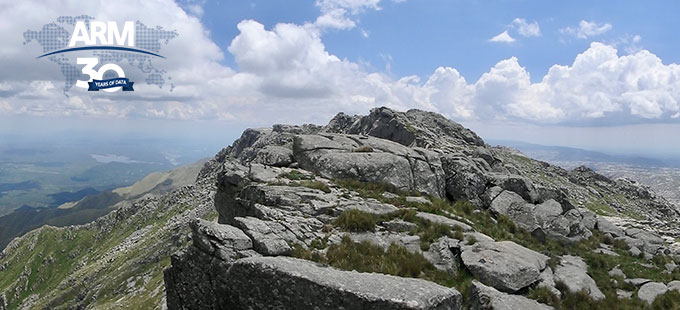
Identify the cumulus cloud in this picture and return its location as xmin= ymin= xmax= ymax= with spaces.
xmin=489 ymin=30 xmax=515 ymax=43
xmin=3 ymin=1 xmax=680 ymax=129
xmin=314 ymin=0 xmax=381 ymax=30
xmin=511 ymin=18 xmax=541 ymax=37
xmin=561 ymin=20 xmax=612 ymax=39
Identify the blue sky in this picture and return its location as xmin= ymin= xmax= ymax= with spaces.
xmin=197 ymin=0 xmax=679 ymax=82
xmin=4 ymin=0 xmax=680 ymax=157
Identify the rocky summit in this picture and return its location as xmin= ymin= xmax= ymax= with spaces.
xmin=2 ymin=107 xmax=680 ymax=309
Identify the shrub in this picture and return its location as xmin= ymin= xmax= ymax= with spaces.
xmin=299 ymin=180 xmax=331 ymax=193
xmin=278 ymin=170 xmax=314 ymax=181
xmin=419 ymin=222 xmax=453 ymax=250
xmin=527 ymin=286 xmax=560 ymax=307
xmin=325 ymin=235 xmax=440 ymax=279
xmin=612 ymin=238 xmax=630 ymax=251
xmin=334 ymin=209 xmax=377 ymax=232
xmin=652 ymin=289 xmax=680 ymax=310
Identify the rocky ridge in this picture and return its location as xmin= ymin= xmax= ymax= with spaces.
xmin=165 ymin=107 xmax=680 ymax=309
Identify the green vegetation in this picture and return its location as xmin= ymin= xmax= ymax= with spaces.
xmin=0 ymin=188 xmax=216 ymax=309
xmin=334 ymin=209 xmax=378 ymax=232
xmin=278 ymin=170 xmax=315 ymax=181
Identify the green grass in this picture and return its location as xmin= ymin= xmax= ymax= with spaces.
xmin=278 ymin=170 xmax=314 ymax=181
xmin=334 ymin=209 xmax=378 ymax=232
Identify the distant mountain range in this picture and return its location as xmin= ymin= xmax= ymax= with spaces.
xmin=487 ymin=139 xmax=671 ymax=168
xmin=0 ymin=159 xmax=207 ymax=250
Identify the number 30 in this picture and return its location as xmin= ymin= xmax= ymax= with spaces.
xmin=75 ymin=58 xmax=125 ymax=92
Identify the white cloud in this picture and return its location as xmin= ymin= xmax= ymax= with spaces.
xmin=3 ymin=1 xmax=680 ymax=129
xmin=511 ymin=18 xmax=541 ymax=37
xmin=561 ymin=20 xmax=612 ymax=39
xmin=489 ymin=30 xmax=515 ymax=43
xmin=314 ymin=0 xmax=381 ymax=30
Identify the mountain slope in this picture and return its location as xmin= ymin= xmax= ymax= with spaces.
xmin=0 ymin=160 xmax=218 ymax=309
xmin=0 ymin=160 xmax=206 ymax=251
xmin=2 ymin=107 xmax=680 ymax=309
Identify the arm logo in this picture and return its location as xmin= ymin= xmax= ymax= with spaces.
xmin=24 ymin=16 xmax=178 ymax=95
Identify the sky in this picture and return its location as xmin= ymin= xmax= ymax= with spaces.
xmin=2 ymin=0 xmax=680 ymax=157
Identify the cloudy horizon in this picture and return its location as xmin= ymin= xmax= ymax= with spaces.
xmin=3 ymin=0 xmax=680 ymax=157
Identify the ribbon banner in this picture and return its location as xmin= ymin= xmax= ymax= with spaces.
xmin=88 ymin=78 xmax=134 ymax=91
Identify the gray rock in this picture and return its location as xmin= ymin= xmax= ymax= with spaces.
xmin=608 ymin=266 xmax=626 ymax=278
xmin=489 ymin=174 xmax=539 ymax=203
xmin=489 ymin=190 xmax=526 ymax=216
xmin=668 ymin=280 xmax=680 ymax=292
xmin=537 ymin=267 xmax=561 ymax=298
xmin=461 ymin=241 xmax=549 ymax=292
xmin=382 ymin=192 xmax=400 ymax=199
xmin=339 ymin=200 xmax=399 ymax=215
xmin=594 ymin=248 xmax=620 ymax=256
xmin=253 ymin=145 xmax=294 ymax=167
xmin=596 ymin=216 xmax=625 ymax=238
xmin=416 ymin=212 xmax=472 ymax=231
xmin=423 ymin=237 xmax=461 ymax=276
xmin=189 ymin=219 xmax=252 ymax=261
xmin=293 ymin=134 xmax=446 ymax=197
xmin=464 ymin=232 xmax=495 ymax=243
xmin=625 ymin=278 xmax=652 ymax=286
xmin=626 ymin=228 xmax=665 ymax=254
xmin=665 ymin=262 xmax=677 ymax=272
xmin=233 ymin=217 xmax=291 ymax=256
xmin=226 ymin=256 xmax=463 ymax=309
xmin=406 ymin=196 xmax=432 ymax=205
xmin=629 ymin=246 xmax=642 ymax=257
xmin=617 ymin=289 xmax=633 ymax=299
xmin=468 ymin=281 xmax=553 ymax=310
xmin=481 ymin=186 xmax=504 ymax=207
xmin=383 ymin=219 xmax=417 ymax=232
xmin=349 ymin=232 xmax=422 ymax=254
xmin=441 ymin=155 xmax=487 ymax=206
xmin=553 ymin=255 xmax=605 ymax=301
xmin=637 ymin=282 xmax=668 ymax=305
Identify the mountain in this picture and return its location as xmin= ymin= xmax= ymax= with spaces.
xmin=0 ymin=159 xmax=207 ymax=251
xmin=488 ymin=139 xmax=669 ymax=168
xmin=2 ymin=107 xmax=680 ymax=309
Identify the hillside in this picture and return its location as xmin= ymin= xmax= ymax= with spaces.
xmin=2 ymin=107 xmax=680 ymax=309
xmin=0 ymin=160 xmax=206 ymax=251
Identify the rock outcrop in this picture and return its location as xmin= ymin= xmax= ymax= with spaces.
xmin=226 ymin=256 xmax=463 ymax=310
xmin=461 ymin=241 xmax=549 ymax=292
xmin=158 ymin=107 xmax=680 ymax=309
xmin=468 ymin=281 xmax=553 ymax=310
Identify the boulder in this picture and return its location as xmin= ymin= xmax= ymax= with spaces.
xmin=489 ymin=190 xmax=525 ymax=216
xmin=164 ymin=220 xmax=260 ymax=310
xmin=608 ymin=266 xmax=626 ymax=278
xmin=625 ymin=228 xmax=665 ymax=254
xmin=637 ymin=282 xmax=668 ymax=305
xmin=225 ymin=256 xmax=463 ymax=309
xmin=293 ymin=134 xmax=445 ymax=197
xmin=553 ymin=255 xmax=605 ymax=301
xmin=668 ymin=280 xmax=680 ymax=292
xmin=441 ymin=155 xmax=487 ymax=205
xmin=596 ymin=216 xmax=625 ymax=238
xmin=189 ymin=219 xmax=253 ymax=261
xmin=383 ymin=219 xmax=417 ymax=232
xmin=423 ymin=237 xmax=461 ymax=276
xmin=233 ymin=217 xmax=291 ymax=256
xmin=488 ymin=174 xmax=538 ymax=203
xmin=416 ymin=212 xmax=472 ymax=231
xmin=461 ymin=241 xmax=549 ymax=292
xmin=537 ymin=267 xmax=561 ymax=298
xmin=468 ymin=281 xmax=553 ymax=310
